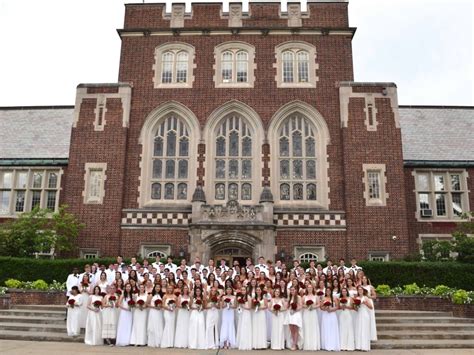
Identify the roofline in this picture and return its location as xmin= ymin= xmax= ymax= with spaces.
xmin=0 ymin=158 xmax=69 ymax=167
xmin=404 ymin=160 xmax=474 ymax=168
xmin=0 ymin=105 xmax=74 ymax=110
xmin=399 ymin=105 xmax=474 ymax=110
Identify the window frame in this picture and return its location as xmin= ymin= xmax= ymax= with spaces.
xmin=213 ymin=41 xmax=256 ymax=88
xmin=363 ymin=164 xmax=388 ymax=207
xmin=294 ymin=246 xmax=326 ymax=263
xmin=83 ymin=163 xmax=107 ymax=205
xmin=152 ymin=42 xmax=196 ymax=89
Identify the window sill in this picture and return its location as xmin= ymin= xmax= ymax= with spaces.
xmin=154 ymin=83 xmax=193 ymax=89
xmin=215 ymin=83 xmax=254 ymax=89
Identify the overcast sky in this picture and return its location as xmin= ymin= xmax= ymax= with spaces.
xmin=0 ymin=0 xmax=472 ymax=106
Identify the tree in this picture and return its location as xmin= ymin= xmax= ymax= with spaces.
xmin=0 ymin=206 xmax=84 ymax=257
xmin=452 ymin=212 xmax=474 ymax=263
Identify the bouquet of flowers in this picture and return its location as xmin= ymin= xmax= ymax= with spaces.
xmin=174 ymin=291 xmax=181 ymax=297
xmin=167 ymin=299 xmax=175 ymax=311
xmin=108 ymin=295 xmax=117 ymax=307
xmin=127 ymin=299 xmax=136 ymax=309
xmin=181 ymin=300 xmax=190 ymax=310
xmin=154 ymin=299 xmax=163 ymax=307
xmin=93 ymin=300 xmax=102 ymax=309
xmin=224 ymin=298 xmax=232 ymax=309
xmin=116 ymin=289 xmax=122 ymax=296
xmin=195 ymin=299 xmax=202 ymax=312
xmin=211 ymin=296 xmax=218 ymax=307
xmin=339 ymin=298 xmax=348 ymax=309
xmin=236 ymin=292 xmax=243 ymax=299
xmin=323 ymin=301 xmax=331 ymax=308
xmin=252 ymin=299 xmax=260 ymax=311
xmin=273 ymin=303 xmax=281 ymax=314
xmin=100 ymin=292 xmax=107 ymax=297
xmin=237 ymin=297 xmax=245 ymax=313
xmin=353 ymin=298 xmax=361 ymax=310
xmin=290 ymin=302 xmax=298 ymax=311
xmin=137 ymin=299 xmax=145 ymax=310
xmin=67 ymin=299 xmax=75 ymax=308
xmin=316 ymin=291 xmax=324 ymax=297
xmin=306 ymin=299 xmax=314 ymax=310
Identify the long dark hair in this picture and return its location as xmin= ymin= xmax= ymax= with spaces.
xmin=123 ymin=283 xmax=133 ymax=300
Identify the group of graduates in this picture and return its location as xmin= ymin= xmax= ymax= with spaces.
xmin=66 ymin=255 xmax=377 ymax=351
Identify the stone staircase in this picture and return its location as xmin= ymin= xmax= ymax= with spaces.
xmin=0 ymin=306 xmax=473 ymax=348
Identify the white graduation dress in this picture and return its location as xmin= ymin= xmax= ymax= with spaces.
xmin=130 ymin=294 xmax=148 ymax=345
xmin=219 ymin=297 xmax=236 ymax=348
xmin=84 ymin=295 xmax=103 ymax=345
xmin=147 ymin=295 xmax=164 ymax=347
xmin=115 ymin=297 xmax=133 ymax=346
xmin=355 ymin=296 xmax=372 ymax=351
xmin=302 ymin=295 xmax=320 ymax=350
xmin=320 ymin=307 xmax=341 ymax=351
xmin=270 ymin=299 xmax=286 ymax=350
xmin=188 ymin=300 xmax=207 ymax=349
xmin=206 ymin=301 xmax=220 ymax=349
xmin=362 ymin=285 xmax=378 ymax=341
xmin=160 ymin=298 xmax=177 ymax=348
xmin=79 ymin=288 xmax=90 ymax=329
xmin=237 ymin=307 xmax=253 ymax=350
xmin=66 ymin=294 xmax=82 ymax=336
xmin=288 ymin=303 xmax=304 ymax=349
xmin=174 ymin=296 xmax=191 ymax=348
xmin=101 ymin=296 xmax=118 ymax=339
xmin=339 ymin=298 xmax=355 ymax=351
xmin=252 ymin=299 xmax=268 ymax=349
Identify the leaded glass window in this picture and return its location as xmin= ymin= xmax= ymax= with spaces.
xmin=278 ymin=114 xmax=318 ymax=201
xmin=220 ymin=50 xmax=249 ymax=84
xmin=160 ymin=50 xmax=190 ymax=85
xmin=213 ymin=115 xmax=254 ymax=202
xmin=282 ymin=50 xmax=310 ymax=84
xmin=151 ymin=115 xmax=190 ymax=201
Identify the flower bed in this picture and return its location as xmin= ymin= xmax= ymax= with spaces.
xmin=0 ymin=279 xmax=65 ymax=309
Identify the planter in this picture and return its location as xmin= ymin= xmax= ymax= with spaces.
xmin=376 ymin=296 xmax=474 ymax=318
xmin=1 ymin=289 xmax=65 ymax=308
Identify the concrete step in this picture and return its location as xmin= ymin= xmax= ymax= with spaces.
xmin=0 ymin=329 xmax=84 ymax=343
xmin=0 ymin=322 xmax=73 ymax=334
xmin=376 ymin=317 xmax=474 ymax=324
xmin=372 ymin=339 xmax=474 ymax=349
xmin=0 ymin=310 xmax=65 ymax=318
xmin=12 ymin=305 xmax=66 ymax=312
xmin=378 ymin=323 xmax=474 ymax=332
xmin=375 ymin=310 xmax=453 ymax=318
xmin=378 ymin=331 xmax=474 ymax=340
xmin=0 ymin=315 xmax=66 ymax=325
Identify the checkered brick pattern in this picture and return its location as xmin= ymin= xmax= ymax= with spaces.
xmin=122 ymin=212 xmax=190 ymax=225
xmin=274 ymin=213 xmax=346 ymax=227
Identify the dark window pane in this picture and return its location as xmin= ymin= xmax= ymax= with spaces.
xmin=31 ymin=191 xmax=41 ymax=210
xmin=215 ymin=183 xmax=225 ymax=200
xmin=294 ymin=184 xmax=303 ymax=200
xmin=166 ymin=131 xmax=176 ymax=157
xmin=153 ymin=160 xmax=162 ymax=179
xmin=216 ymin=137 xmax=226 ymax=156
xmin=177 ymin=183 xmax=187 ymax=200
xmin=48 ymin=173 xmax=58 ymax=189
xmin=154 ymin=137 xmax=163 ymax=156
xmin=164 ymin=183 xmax=174 ymax=200
xmin=179 ymin=138 xmax=189 ymax=157
xmin=242 ymin=160 xmax=251 ymax=179
xmin=165 ymin=160 xmax=175 ymax=178
xmin=292 ymin=131 xmax=302 ymax=156
xmin=178 ymin=160 xmax=188 ymax=179
xmin=241 ymin=183 xmax=252 ymax=200
xmin=151 ymin=183 xmax=161 ymax=199
xmin=435 ymin=193 xmax=446 ymax=216
xmin=15 ymin=191 xmax=25 ymax=212
xmin=307 ymin=183 xmax=317 ymax=200
xmin=229 ymin=160 xmax=238 ymax=179
xmin=452 ymin=193 xmax=463 ymax=217
xmin=293 ymin=160 xmax=303 ymax=179
xmin=306 ymin=160 xmax=316 ymax=179
xmin=305 ymin=137 xmax=315 ymax=157
xmin=419 ymin=193 xmax=430 ymax=210
xmin=279 ymin=137 xmax=289 ymax=157
xmin=228 ymin=183 xmax=238 ymax=200
xmin=46 ymin=191 xmax=56 ymax=210
xmin=216 ymin=160 xmax=225 ymax=179
xmin=280 ymin=160 xmax=290 ymax=179
xmin=242 ymin=137 xmax=252 ymax=156
xmin=229 ymin=131 xmax=239 ymax=156
xmin=280 ymin=184 xmax=290 ymax=200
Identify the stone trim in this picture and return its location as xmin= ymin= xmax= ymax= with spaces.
xmin=273 ymin=41 xmax=319 ymax=88
xmin=93 ymin=95 xmax=107 ymax=131
xmin=274 ymin=213 xmax=346 ymax=227
xmin=294 ymin=245 xmax=326 ymax=262
xmin=139 ymin=244 xmax=171 ymax=258
xmin=82 ymin=162 xmax=107 ymax=205
xmin=122 ymin=211 xmax=190 ymax=226
xmin=364 ymin=95 xmax=378 ymax=131
xmin=162 ymin=4 xmax=193 ymax=28
xmin=152 ymin=42 xmax=196 ymax=89
xmin=279 ymin=3 xmax=310 ymax=27
xmin=362 ymin=163 xmax=388 ymax=207
xmin=213 ymin=41 xmax=256 ymax=88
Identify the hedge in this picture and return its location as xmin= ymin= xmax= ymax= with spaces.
xmin=1 ymin=257 xmax=473 ymax=291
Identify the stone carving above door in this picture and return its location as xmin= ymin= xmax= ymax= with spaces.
xmin=198 ymin=199 xmax=264 ymax=224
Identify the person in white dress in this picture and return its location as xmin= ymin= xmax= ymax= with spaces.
xmin=320 ymin=287 xmax=341 ymax=351
xmin=115 ymin=283 xmax=134 ymax=346
xmin=251 ymin=286 xmax=268 ymax=349
xmin=361 ymin=276 xmax=378 ymax=342
xmin=78 ymin=274 xmax=92 ymax=329
xmin=220 ymin=286 xmax=236 ymax=349
xmin=174 ymin=285 xmax=191 ymax=348
xmin=236 ymin=289 xmax=253 ymax=350
xmin=101 ymin=285 xmax=119 ymax=345
xmin=338 ymin=287 xmax=355 ymax=351
xmin=188 ymin=287 xmax=207 ymax=349
xmin=355 ymin=286 xmax=374 ymax=351
xmin=206 ymin=287 xmax=221 ymax=349
xmin=302 ymin=284 xmax=321 ymax=350
xmin=270 ymin=287 xmax=287 ymax=350
xmin=130 ymin=284 xmax=148 ymax=346
xmin=95 ymin=272 xmax=109 ymax=294
xmin=160 ymin=285 xmax=178 ymax=348
xmin=84 ymin=286 xmax=103 ymax=345
xmin=287 ymin=286 xmax=303 ymax=350
xmin=66 ymin=286 xmax=82 ymax=337
xmin=147 ymin=284 xmax=164 ymax=347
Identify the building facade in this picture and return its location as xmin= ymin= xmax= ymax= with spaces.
xmin=0 ymin=1 xmax=473 ymax=264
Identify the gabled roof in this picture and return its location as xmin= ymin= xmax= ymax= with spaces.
xmin=0 ymin=106 xmax=74 ymax=160
xmin=399 ymin=106 xmax=474 ymax=163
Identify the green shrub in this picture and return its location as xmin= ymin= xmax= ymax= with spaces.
xmin=432 ymin=285 xmax=452 ymax=297
xmin=452 ymin=289 xmax=469 ymax=305
xmin=0 ymin=286 xmax=7 ymax=295
xmin=4 ymin=279 xmax=23 ymax=289
xmin=31 ymin=279 xmax=49 ymax=291
xmin=375 ymin=284 xmax=391 ymax=296
xmin=403 ymin=283 xmax=421 ymax=295
xmin=48 ymin=280 xmax=66 ymax=292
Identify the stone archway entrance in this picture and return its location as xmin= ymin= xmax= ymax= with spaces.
xmin=213 ymin=245 xmax=252 ymax=267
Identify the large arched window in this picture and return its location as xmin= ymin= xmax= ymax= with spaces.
xmin=269 ymin=102 xmax=330 ymax=208
xmin=139 ymin=102 xmax=200 ymax=207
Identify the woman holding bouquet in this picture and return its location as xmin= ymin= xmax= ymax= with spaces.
xmin=116 ymin=283 xmax=134 ymax=346
xmin=130 ymin=283 xmax=148 ymax=346
xmin=161 ymin=285 xmax=178 ymax=348
xmin=66 ymin=286 xmax=82 ymax=337
xmin=220 ymin=286 xmax=236 ymax=349
xmin=320 ymin=287 xmax=340 ymax=351
xmin=101 ymin=285 xmax=119 ymax=346
xmin=270 ymin=287 xmax=286 ymax=350
xmin=206 ymin=287 xmax=220 ymax=349
xmin=355 ymin=286 xmax=374 ymax=351
xmin=84 ymin=286 xmax=103 ymax=346
xmin=361 ymin=276 xmax=378 ymax=342
xmin=302 ymin=283 xmax=321 ymax=350
xmin=174 ymin=285 xmax=191 ymax=348
xmin=236 ymin=288 xmax=253 ymax=350
xmin=338 ymin=287 xmax=355 ymax=351
xmin=252 ymin=285 xmax=268 ymax=349
xmin=79 ymin=274 xmax=91 ymax=329
xmin=287 ymin=286 xmax=303 ymax=351
xmin=147 ymin=284 xmax=164 ymax=348
xmin=96 ymin=272 xmax=109 ymax=293
xmin=188 ymin=287 xmax=207 ymax=349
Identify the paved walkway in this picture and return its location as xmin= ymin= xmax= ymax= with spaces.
xmin=0 ymin=341 xmax=471 ymax=355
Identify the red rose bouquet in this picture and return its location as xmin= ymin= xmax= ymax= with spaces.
xmin=340 ymin=298 xmax=348 ymax=305
xmin=323 ymin=301 xmax=331 ymax=307
xmin=174 ymin=291 xmax=181 ymax=297
xmin=100 ymin=292 xmax=106 ymax=297
xmin=224 ymin=298 xmax=232 ymax=304
xmin=67 ymin=299 xmax=75 ymax=308
xmin=195 ymin=299 xmax=203 ymax=311
xmin=290 ymin=302 xmax=297 ymax=311
xmin=116 ymin=289 xmax=122 ymax=296
xmin=137 ymin=299 xmax=145 ymax=309
xmin=93 ymin=300 xmax=102 ymax=308
xmin=316 ymin=291 xmax=324 ymax=297
xmin=154 ymin=299 xmax=163 ymax=307
xmin=252 ymin=299 xmax=260 ymax=308
xmin=109 ymin=295 xmax=117 ymax=302
xmin=236 ymin=292 xmax=243 ymax=299
xmin=127 ymin=299 xmax=136 ymax=308
xmin=211 ymin=296 xmax=219 ymax=306
xmin=353 ymin=298 xmax=361 ymax=310
xmin=237 ymin=298 xmax=245 ymax=304
xmin=167 ymin=299 xmax=176 ymax=310
xmin=181 ymin=300 xmax=189 ymax=309
xmin=306 ymin=299 xmax=314 ymax=307
xmin=273 ymin=304 xmax=281 ymax=313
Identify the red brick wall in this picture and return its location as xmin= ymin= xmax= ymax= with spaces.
xmin=120 ymin=229 xmax=189 ymax=257
xmin=0 ymin=290 xmax=65 ymax=308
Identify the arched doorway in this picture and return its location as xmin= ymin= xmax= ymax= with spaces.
xmin=213 ymin=246 xmax=252 ymax=268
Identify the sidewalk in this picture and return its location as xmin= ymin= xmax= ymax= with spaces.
xmin=0 ymin=340 xmax=470 ymax=355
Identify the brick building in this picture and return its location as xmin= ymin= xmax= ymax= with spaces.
xmin=0 ymin=1 xmax=473 ymax=264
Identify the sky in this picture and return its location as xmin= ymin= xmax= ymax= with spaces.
xmin=0 ymin=0 xmax=472 ymax=106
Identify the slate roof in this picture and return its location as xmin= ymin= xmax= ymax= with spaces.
xmin=399 ymin=106 xmax=474 ymax=162
xmin=0 ymin=106 xmax=74 ymax=159
xmin=0 ymin=105 xmax=473 ymax=163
